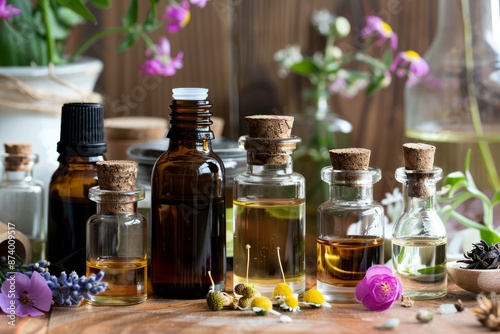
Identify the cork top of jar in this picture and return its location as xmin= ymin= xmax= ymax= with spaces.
xmin=329 ymin=148 xmax=371 ymax=170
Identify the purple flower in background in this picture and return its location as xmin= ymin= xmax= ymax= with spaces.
xmin=163 ymin=0 xmax=191 ymax=33
xmin=0 ymin=0 xmax=21 ymax=20
xmin=0 ymin=272 xmax=52 ymax=317
xmin=390 ymin=50 xmax=430 ymax=85
xmin=190 ymin=0 xmax=209 ymax=8
xmin=355 ymin=265 xmax=402 ymax=312
xmin=361 ymin=16 xmax=398 ymax=51
xmin=139 ymin=37 xmax=184 ymax=76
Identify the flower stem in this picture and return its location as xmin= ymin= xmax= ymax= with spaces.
xmin=68 ymin=27 xmax=129 ymax=63
xmin=40 ymin=0 xmax=60 ymax=64
xmin=461 ymin=0 xmax=500 ymax=192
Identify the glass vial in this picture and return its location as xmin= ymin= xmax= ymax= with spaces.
xmin=151 ymin=88 xmax=226 ymax=299
xmin=233 ymin=115 xmax=306 ymax=297
xmin=86 ymin=160 xmax=147 ymax=305
xmin=392 ymin=143 xmax=447 ymax=300
xmin=0 ymin=143 xmax=45 ymax=262
xmin=47 ymin=103 xmax=107 ymax=275
xmin=317 ymin=148 xmax=384 ymax=303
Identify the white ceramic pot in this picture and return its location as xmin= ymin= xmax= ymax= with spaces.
xmin=0 ymin=57 xmax=103 ymax=191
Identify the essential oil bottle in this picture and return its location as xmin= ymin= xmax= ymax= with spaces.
xmin=233 ymin=115 xmax=306 ymax=297
xmin=392 ymin=143 xmax=447 ymax=300
xmin=47 ymin=103 xmax=106 ymax=274
xmin=316 ymin=148 xmax=384 ymax=303
xmin=151 ymin=88 xmax=226 ymax=299
xmin=86 ymin=160 xmax=147 ymax=305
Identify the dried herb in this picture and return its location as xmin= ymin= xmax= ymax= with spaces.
xmin=458 ymin=240 xmax=500 ymax=269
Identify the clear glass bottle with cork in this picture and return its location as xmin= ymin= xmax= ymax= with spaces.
xmin=317 ymin=148 xmax=384 ymax=303
xmin=391 ymin=143 xmax=447 ymax=300
xmin=0 ymin=143 xmax=45 ymax=262
xmin=86 ymin=160 xmax=147 ymax=305
xmin=151 ymin=88 xmax=226 ymax=299
xmin=233 ymin=115 xmax=305 ymax=297
xmin=47 ymin=103 xmax=107 ymax=275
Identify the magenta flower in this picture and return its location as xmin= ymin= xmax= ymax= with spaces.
xmin=0 ymin=0 xmax=21 ymax=20
xmin=189 ymin=0 xmax=209 ymax=8
xmin=390 ymin=50 xmax=430 ymax=85
xmin=361 ymin=15 xmax=398 ymax=51
xmin=163 ymin=0 xmax=191 ymax=33
xmin=139 ymin=37 xmax=184 ymax=76
xmin=0 ymin=272 xmax=52 ymax=317
xmin=355 ymin=265 xmax=402 ymax=312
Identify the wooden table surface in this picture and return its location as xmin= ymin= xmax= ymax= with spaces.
xmin=2 ymin=273 xmax=491 ymax=334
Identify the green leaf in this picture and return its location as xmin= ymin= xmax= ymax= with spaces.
xmin=91 ymin=0 xmax=111 ymax=9
xmin=480 ymin=229 xmax=500 ymax=246
xmin=383 ymin=49 xmax=393 ymax=67
xmin=290 ymin=59 xmax=321 ymax=75
xmin=123 ymin=0 xmax=139 ymax=28
xmin=353 ymin=53 xmax=388 ymax=72
xmin=491 ymin=190 xmax=500 ymax=206
xmin=55 ymin=7 xmax=85 ymax=29
xmin=55 ymin=0 xmax=96 ymax=24
xmin=116 ymin=33 xmax=138 ymax=52
xmin=444 ymin=171 xmax=466 ymax=187
xmin=365 ymin=74 xmax=385 ymax=96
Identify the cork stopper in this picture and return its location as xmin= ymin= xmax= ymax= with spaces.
xmin=329 ymin=148 xmax=371 ymax=170
xmin=96 ymin=160 xmax=138 ymax=213
xmin=403 ymin=143 xmax=435 ymax=170
xmin=3 ymin=143 xmax=33 ymax=171
xmin=244 ymin=115 xmax=296 ymax=165
xmin=246 ymin=115 xmax=294 ymax=138
xmin=97 ymin=160 xmax=138 ymax=191
xmin=402 ymin=143 xmax=436 ymax=198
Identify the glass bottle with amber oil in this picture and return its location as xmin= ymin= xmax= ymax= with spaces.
xmin=48 ymin=103 xmax=107 ymax=275
xmin=317 ymin=148 xmax=384 ymax=303
xmin=233 ymin=115 xmax=305 ymax=297
xmin=392 ymin=143 xmax=447 ymax=300
xmin=86 ymin=160 xmax=147 ymax=305
xmin=151 ymin=88 xmax=225 ymax=299
xmin=0 ymin=143 xmax=45 ymax=262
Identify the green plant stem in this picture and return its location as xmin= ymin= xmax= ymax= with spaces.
xmin=461 ymin=0 xmax=500 ymax=192
xmin=68 ymin=27 xmax=129 ymax=62
xmin=40 ymin=0 xmax=60 ymax=64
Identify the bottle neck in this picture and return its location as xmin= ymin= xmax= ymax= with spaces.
xmin=321 ymin=167 xmax=381 ymax=203
xmin=1 ymin=153 xmax=37 ymax=183
xmin=246 ymin=158 xmax=294 ymax=175
xmin=2 ymin=169 xmax=33 ymax=183
xmin=396 ymin=167 xmax=442 ymax=213
xmin=167 ymin=99 xmax=215 ymax=141
xmin=57 ymin=155 xmax=105 ymax=165
xmin=90 ymin=186 xmax=145 ymax=214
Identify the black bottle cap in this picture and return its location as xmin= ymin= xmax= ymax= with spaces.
xmin=57 ymin=103 xmax=107 ymax=156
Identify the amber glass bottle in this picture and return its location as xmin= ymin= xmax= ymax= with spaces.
xmin=47 ymin=103 xmax=106 ymax=274
xmin=151 ymin=88 xmax=226 ymax=299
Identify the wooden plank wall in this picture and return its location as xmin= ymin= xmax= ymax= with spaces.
xmin=68 ymin=0 xmax=438 ymax=201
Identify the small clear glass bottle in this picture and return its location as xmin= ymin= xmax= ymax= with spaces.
xmin=0 ymin=143 xmax=45 ymax=262
xmin=86 ymin=160 xmax=147 ymax=305
xmin=391 ymin=143 xmax=447 ymax=300
xmin=233 ymin=115 xmax=306 ymax=297
xmin=151 ymin=88 xmax=226 ymax=299
xmin=317 ymin=148 xmax=384 ymax=303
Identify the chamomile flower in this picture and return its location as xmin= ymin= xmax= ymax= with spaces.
xmin=280 ymin=294 xmax=300 ymax=312
xmin=272 ymin=282 xmax=294 ymax=301
xmin=302 ymin=289 xmax=332 ymax=308
xmin=251 ymin=296 xmax=278 ymax=316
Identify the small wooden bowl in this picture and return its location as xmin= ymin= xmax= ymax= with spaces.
xmin=447 ymin=261 xmax=500 ymax=293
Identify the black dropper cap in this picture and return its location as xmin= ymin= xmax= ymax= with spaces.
xmin=57 ymin=103 xmax=107 ymax=157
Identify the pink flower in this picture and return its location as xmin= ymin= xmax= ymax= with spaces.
xmin=139 ymin=37 xmax=184 ymax=76
xmin=390 ymin=50 xmax=430 ymax=85
xmin=0 ymin=0 xmax=21 ymax=20
xmin=190 ymin=0 xmax=209 ymax=8
xmin=361 ymin=15 xmax=398 ymax=51
xmin=0 ymin=272 xmax=52 ymax=317
xmin=355 ymin=265 xmax=402 ymax=312
xmin=163 ymin=0 xmax=191 ymax=33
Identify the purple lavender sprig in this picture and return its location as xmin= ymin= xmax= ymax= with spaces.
xmin=1 ymin=258 xmax=108 ymax=306
xmin=35 ymin=270 xmax=107 ymax=306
